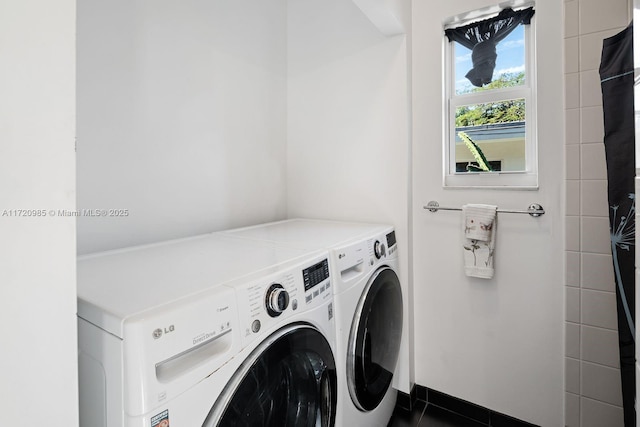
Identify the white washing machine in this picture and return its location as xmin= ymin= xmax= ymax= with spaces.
xmin=224 ymin=219 xmax=404 ymax=427
xmin=77 ymin=232 xmax=338 ymax=427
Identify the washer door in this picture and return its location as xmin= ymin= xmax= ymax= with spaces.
xmin=203 ymin=323 xmax=337 ymax=427
xmin=347 ymin=266 xmax=403 ymax=411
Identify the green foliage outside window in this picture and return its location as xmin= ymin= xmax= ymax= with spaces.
xmin=455 ymin=72 xmax=525 ymax=127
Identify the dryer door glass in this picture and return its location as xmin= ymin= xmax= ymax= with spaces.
xmin=348 ymin=267 xmax=403 ymax=411
xmin=203 ymin=324 xmax=337 ymax=427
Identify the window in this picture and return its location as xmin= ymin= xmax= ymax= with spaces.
xmin=443 ymin=5 xmax=537 ymax=188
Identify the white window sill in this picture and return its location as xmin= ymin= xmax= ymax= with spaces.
xmin=444 ymin=171 xmax=538 ymax=189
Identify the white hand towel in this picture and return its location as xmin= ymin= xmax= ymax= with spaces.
xmin=462 ymin=204 xmax=497 ymax=279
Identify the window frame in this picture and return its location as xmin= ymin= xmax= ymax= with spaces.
xmin=443 ymin=4 xmax=538 ymax=189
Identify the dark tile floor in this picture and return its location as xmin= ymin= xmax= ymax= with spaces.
xmin=387 ymin=400 xmax=488 ymax=427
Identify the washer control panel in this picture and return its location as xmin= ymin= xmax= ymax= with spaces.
xmin=231 ymin=255 xmax=331 ymax=349
xmin=265 ymin=283 xmax=290 ymax=317
xmin=373 ymin=240 xmax=386 ymax=259
xmin=302 ymin=258 xmax=330 ymax=304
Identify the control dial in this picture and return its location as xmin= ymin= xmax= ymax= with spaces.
xmin=374 ymin=240 xmax=386 ymax=259
xmin=265 ymin=283 xmax=290 ymax=317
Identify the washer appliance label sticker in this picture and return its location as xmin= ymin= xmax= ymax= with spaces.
xmin=151 ymin=409 xmax=169 ymax=427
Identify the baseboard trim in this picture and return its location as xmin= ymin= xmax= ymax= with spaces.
xmin=394 ymin=385 xmax=539 ymax=427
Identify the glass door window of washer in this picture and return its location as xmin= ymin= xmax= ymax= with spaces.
xmin=203 ymin=325 xmax=337 ymax=427
xmin=444 ymin=5 xmax=537 ymax=188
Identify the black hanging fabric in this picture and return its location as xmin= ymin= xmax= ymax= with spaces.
xmin=599 ymin=23 xmax=635 ymax=427
xmin=445 ymin=7 xmax=535 ymax=87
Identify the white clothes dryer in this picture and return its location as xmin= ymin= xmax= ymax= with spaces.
xmin=330 ymin=229 xmax=402 ymax=427
xmin=224 ymin=219 xmax=403 ymax=427
xmin=77 ymin=232 xmax=338 ymax=427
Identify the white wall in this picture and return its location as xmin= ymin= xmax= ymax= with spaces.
xmin=412 ymin=1 xmax=564 ymax=426
xmin=286 ymin=0 xmax=413 ymax=392
xmin=0 ymin=1 xmax=78 ymax=425
xmin=77 ymin=0 xmax=288 ymax=254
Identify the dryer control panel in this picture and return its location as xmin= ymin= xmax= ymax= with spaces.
xmin=332 ymin=227 xmax=398 ymax=294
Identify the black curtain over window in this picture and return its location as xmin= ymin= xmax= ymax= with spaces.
xmin=445 ymin=7 xmax=535 ymax=87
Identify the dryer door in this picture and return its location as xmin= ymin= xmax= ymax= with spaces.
xmin=203 ymin=324 xmax=337 ymax=427
xmin=347 ymin=266 xmax=403 ymax=411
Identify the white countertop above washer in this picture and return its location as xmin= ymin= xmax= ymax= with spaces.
xmin=223 ymin=218 xmax=390 ymax=250
xmin=77 ymin=232 xmax=319 ymax=337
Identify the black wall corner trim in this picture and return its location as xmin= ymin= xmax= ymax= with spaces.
xmin=393 ymin=383 xmax=422 ymax=413
xmin=395 ymin=389 xmax=412 ymax=413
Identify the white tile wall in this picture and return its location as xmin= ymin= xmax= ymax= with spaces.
xmin=579 ymin=70 xmax=603 ymax=107
xmin=581 ymin=325 xmax=621 ymax=367
xmin=579 ymin=0 xmax=629 ymax=33
xmin=567 ymin=357 xmax=581 ymax=393
xmin=581 ymin=180 xmax=608 ymax=217
xmin=567 ymin=144 xmax=581 ymax=179
xmin=567 ymin=286 xmax=581 ymax=323
xmin=580 ymin=143 xmax=607 ymax=180
xmin=581 ymin=289 xmax=618 ymax=330
xmin=567 ymin=322 xmax=581 ymax=359
xmin=566 ymin=37 xmax=580 ymax=73
xmin=567 ymin=180 xmax=581 ymax=216
xmin=566 ymin=73 xmax=581 ymax=109
xmin=581 ymin=216 xmax=612 ymax=253
xmin=581 ymin=397 xmax=624 ymax=427
xmin=567 ymin=251 xmax=581 ymax=286
xmin=564 ymin=0 xmax=631 ymax=425
xmin=566 ymin=108 xmax=581 ymax=145
xmin=566 ymin=392 xmax=580 ymax=427
xmin=565 ymin=1 xmax=579 ymax=38
xmin=581 ymin=253 xmax=615 ymax=291
xmin=566 ymin=216 xmax=581 ymax=252
xmin=581 ymin=361 xmax=623 ymax=406
xmin=579 ymin=30 xmax=623 ymax=70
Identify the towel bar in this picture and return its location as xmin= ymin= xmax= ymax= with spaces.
xmin=424 ymin=200 xmax=545 ymax=218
